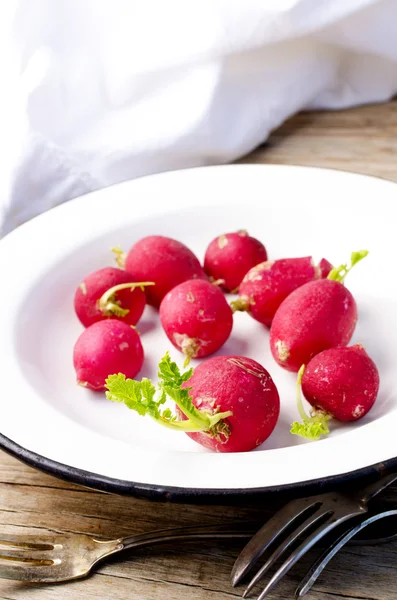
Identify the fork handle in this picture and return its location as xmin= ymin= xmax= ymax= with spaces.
xmin=358 ymin=472 xmax=397 ymax=503
xmin=120 ymin=522 xmax=257 ymax=551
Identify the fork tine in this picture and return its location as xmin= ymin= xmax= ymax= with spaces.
xmin=242 ymin=508 xmax=333 ymax=598
xmin=0 ymin=548 xmax=57 ymax=564
xmin=0 ymin=534 xmax=58 ymax=550
xmin=0 ymin=535 xmax=64 ymax=582
xmin=231 ymin=497 xmax=322 ymax=586
xmin=254 ymin=513 xmax=359 ymax=600
xmin=0 ymin=560 xmax=64 ymax=583
xmin=295 ymin=509 xmax=397 ymax=598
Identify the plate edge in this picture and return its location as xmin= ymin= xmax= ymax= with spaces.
xmin=1 ymin=432 xmax=396 ymax=504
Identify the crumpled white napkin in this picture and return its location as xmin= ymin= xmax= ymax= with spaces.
xmin=1 ymin=0 xmax=397 ymax=236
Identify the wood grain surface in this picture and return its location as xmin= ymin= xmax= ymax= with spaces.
xmin=2 ymin=100 xmax=397 ymax=600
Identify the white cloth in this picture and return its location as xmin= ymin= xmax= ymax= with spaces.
xmin=1 ymin=0 xmax=397 ymax=236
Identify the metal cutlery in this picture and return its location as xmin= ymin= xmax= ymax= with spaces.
xmin=232 ymin=472 xmax=397 ymax=599
xmin=0 ymin=521 xmax=257 ymax=583
xmin=296 ymin=508 xmax=397 ymax=598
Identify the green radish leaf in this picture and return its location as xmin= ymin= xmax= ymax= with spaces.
xmin=106 ymin=374 xmax=160 ymax=419
xmin=350 ymin=249 xmax=369 ymax=267
xmin=290 ymin=365 xmax=332 ymax=441
xmin=106 ymin=373 xmax=201 ymax=431
xmin=290 ymin=419 xmax=330 ymax=441
xmin=157 ymin=351 xmax=194 ymax=385
xmin=106 ymin=354 xmax=232 ymax=435
xmin=157 ymin=352 xmax=209 ymax=428
xmin=328 ymin=249 xmax=369 ymax=283
xmin=106 ymin=375 xmax=148 ymax=416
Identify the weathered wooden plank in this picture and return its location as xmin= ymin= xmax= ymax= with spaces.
xmin=238 ymin=101 xmax=397 ymax=183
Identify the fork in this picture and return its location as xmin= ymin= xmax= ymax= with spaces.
xmin=0 ymin=521 xmax=257 ymax=583
xmin=231 ymin=472 xmax=397 ymax=599
xmin=296 ymin=508 xmax=397 ymax=598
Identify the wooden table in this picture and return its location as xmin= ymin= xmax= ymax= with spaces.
xmin=2 ymin=100 xmax=397 ymax=600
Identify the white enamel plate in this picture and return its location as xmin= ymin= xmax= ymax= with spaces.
xmin=1 ymin=165 xmax=396 ymax=500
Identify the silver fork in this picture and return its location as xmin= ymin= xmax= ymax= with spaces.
xmin=295 ymin=508 xmax=397 ymax=598
xmin=0 ymin=522 xmax=257 ymax=583
xmin=231 ymin=472 xmax=397 ymax=599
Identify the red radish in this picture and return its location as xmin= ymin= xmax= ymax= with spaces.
xmin=232 ymin=256 xmax=332 ymax=327
xmin=291 ymin=345 xmax=380 ymax=440
xmin=204 ymin=230 xmax=267 ymax=292
xmin=124 ymin=235 xmax=206 ymax=308
xmin=269 ymin=251 xmax=368 ymax=372
xmin=160 ymin=279 xmax=233 ymax=362
xmin=179 ymin=355 xmax=280 ymax=452
xmin=106 ymin=353 xmax=280 ymax=453
xmin=318 ymin=258 xmax=333 ymax=278
xmin=303 ymin=345 xmax=380 ymax=422
xmin=74 ymin=267 xmax=153 ymax=327
xmin=73 ymin=320 xmax=144 ymax=391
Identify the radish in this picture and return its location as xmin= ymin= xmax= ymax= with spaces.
xmin=179 ymin=355 xmax=280 ymax=452
xmin=106 ymin=352 xmax=280 ymax=453
xmin=203 ymin=230 xmax=267 ymax=292
xmin=290 ymin=344 xmax=380 ymax=440
xmin=269 ymin=251 xmax=368 ymax=372
xmin=318 ymin=258 xmax=333 ymax=278
xmin=159 ymin=279 xmax=233 ymax=363
xmin=74 ymin=267 xmax=153 ymax=327
xmin=232 ymin=256 xmax=332 ymax=327
xmin=124 ymin=235 xmax=206 ymax=308
xmin=73 ymin=320 xmax=144 ymax=391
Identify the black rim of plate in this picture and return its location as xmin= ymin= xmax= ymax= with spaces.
xmin=1 ymin=431 xmax=397 ymax=503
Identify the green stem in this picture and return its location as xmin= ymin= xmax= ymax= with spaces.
xmin=98 ymin=282 xmax=154 ymax=317
xmin=162 ymin=384 xmax=213 ymax=429
xmin=156 ymin=417 xmax=209 ymax=432
xmin=328 ymin=250 xmax=368 ymax=283
xmin=210 ymin=277 xmax=226 ymax=288
xmin=296 ymin=365 xmax=309 ymax=422
xmin=112 ymin=246 xmax=126 ymax=268
xmin=290 ymin=365 xmax=332 ymax=441
xmin=155 ymin=410 xmax=232 ymax=432
xmin=207 ymin=411 xmax=233 ymax=429
xmin=173 ymin=335 xmax=199 ymax=367
xmin=230 ymin=296 xmax=250 ymax=313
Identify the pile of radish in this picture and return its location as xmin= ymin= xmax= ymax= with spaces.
xmin=72 ymin=230 xmax=379 ymax=453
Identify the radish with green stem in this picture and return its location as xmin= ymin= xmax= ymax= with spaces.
xmin=106 ymin=352 xmax=280 ymax=452
xmin=159 ymin=279 xmax=233 ymax=364
xmin=204 ymin=230 xmax=267 ymax=292
xmin=232 ymin=256 xmax=332 ymax=327
xmin=270 ymin=250 xmax=368 ymax=372
xmin=124 ymin=235 xmax=206 ymax=308
xmin=290 ymin=344 xmax=380 ymax=440
xmin=73 ymin=320 xmax=144 ymax=391
xmin=74 ymin=267 xmax=153 ymax=327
